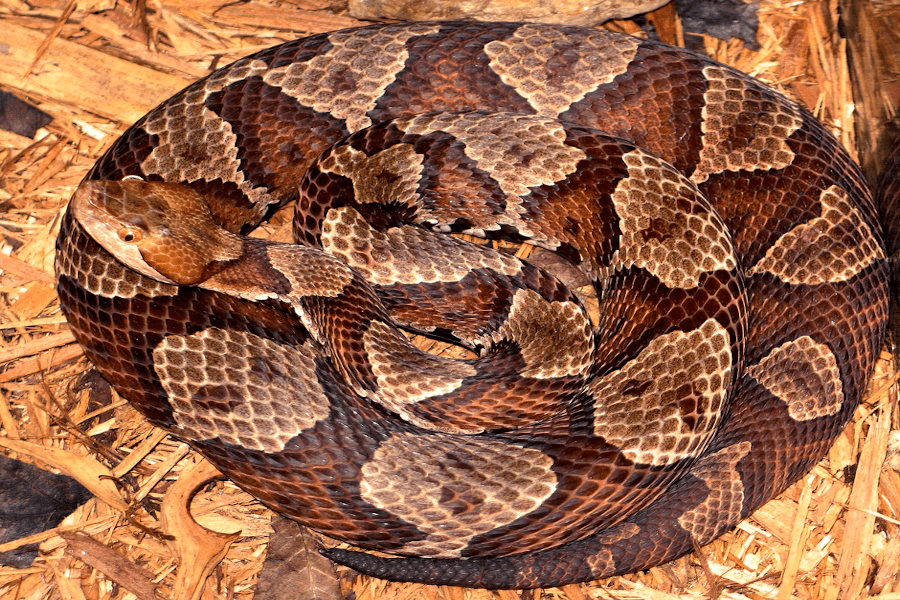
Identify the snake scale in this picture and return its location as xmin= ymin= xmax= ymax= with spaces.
xmin=55 ymin=21 xmax=893 ymax=589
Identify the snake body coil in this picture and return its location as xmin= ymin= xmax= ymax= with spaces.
xmin=56 ymin=21 xmax=891 ymax=589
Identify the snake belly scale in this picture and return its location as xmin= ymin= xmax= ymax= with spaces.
xmin=55 ymin=21 xmax=891 ymax=589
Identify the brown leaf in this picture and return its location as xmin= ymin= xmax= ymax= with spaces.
xmin=255 ymin=516 xmax=342 ymax=600
xmin=0 ymin=91 xmax=51 ymax=138
xmin=0 ymin=454 xmax=92 ymax=567
xmin=0 ymin=438 xmax=127 ymax=512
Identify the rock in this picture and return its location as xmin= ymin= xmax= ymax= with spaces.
xmin=348 ymin=0 xmax=670 ymax=26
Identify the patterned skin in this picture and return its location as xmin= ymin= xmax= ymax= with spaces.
xmin=56 ymin=22 xmax=890 ymax=589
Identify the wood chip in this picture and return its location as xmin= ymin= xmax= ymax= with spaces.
xmin=60 ymin=531 xmax=161 ymax=600
xmin=0 ymin=331 xmax=76 ymax=364
xmin=0 ymin=21 xmax=191 ymax=124
xmin=160 ymin=459 xmax=238 ymax=600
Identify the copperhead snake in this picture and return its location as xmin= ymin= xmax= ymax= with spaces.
xmin=55 ymin=21 xmax=892 ymax=589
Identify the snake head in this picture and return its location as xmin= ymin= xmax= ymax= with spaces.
xmin=70 ymin=179 xmax=242 ymax=286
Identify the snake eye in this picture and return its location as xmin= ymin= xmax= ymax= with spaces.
xmin=118 ymin=228 xmax=142 ymax=243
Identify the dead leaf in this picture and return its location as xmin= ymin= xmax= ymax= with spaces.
xmin=255 ymin=516 xmax=342 ymax=600
xmin=0 ymin=454 xmax=92 ymax=567
xmin=0 ymin=91 xmax=51 ymax=138
xmin=0 ymin=438 xmax=127 ymax=511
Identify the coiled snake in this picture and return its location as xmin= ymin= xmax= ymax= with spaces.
xmin=56 ymin=21 xmax=892 ymax=589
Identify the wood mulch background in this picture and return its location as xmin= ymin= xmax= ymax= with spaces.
xmin=1 ymin=0 xmax=900 ymax=599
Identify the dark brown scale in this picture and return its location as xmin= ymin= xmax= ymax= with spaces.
xmin=409 ymin=135 xmax=511 ymax=231
xmin=702 ymin=117 xmax=853 ymax=265
xmin=520 ymin=134 xmax=629 ymax=267
xmin=188 ymin=366 xmax=439 ymax=553
xmin=295 ymin=167 xmax=356 ymax=246
xmin=371 ymin=23 xmax=533 ymax=121
xmin=378 ymin=265 xmax=573 ymax=346
xmin=453 ymin=411 xmax=687 ymax=556
xmin=205 ymin=77 xmax=347 ymax=205
xmin=265 ymin=32 xmax=337 ymax=69
xmin=561 ymin=43 xmax=709 ymax=175
xmin=403 ymin=360 xmax=567 ymax=432
xmin=87 ymin=127 xmax=156 ymax=181
xmin=595 ymin=268 xmax=746 ymax=378
xmin=57 ymin=212 xmax=319 ymax=427
xmin=55 ymin=21 xmax=892 ymax=590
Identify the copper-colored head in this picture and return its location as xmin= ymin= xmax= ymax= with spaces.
xmin=70 ymin=179 xmax=241 ymax=285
